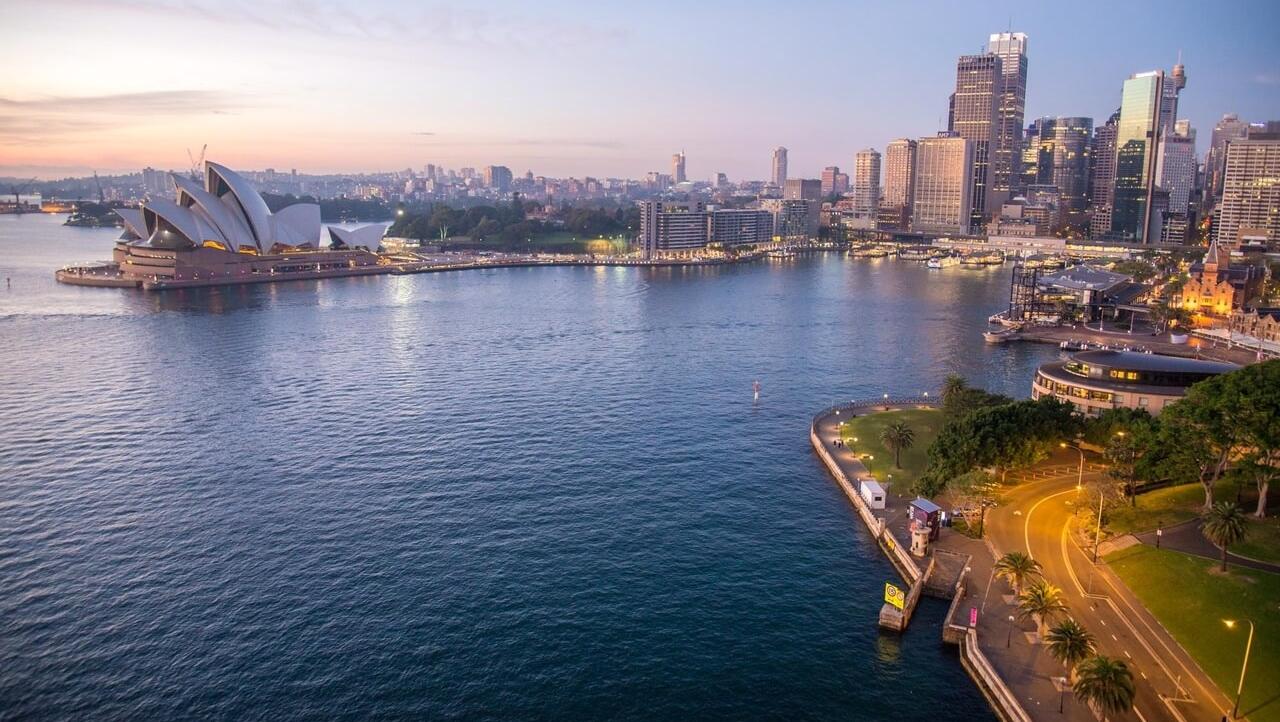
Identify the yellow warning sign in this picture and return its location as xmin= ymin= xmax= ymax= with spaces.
xmin=884 ymin=582 xmax=905 ymax=610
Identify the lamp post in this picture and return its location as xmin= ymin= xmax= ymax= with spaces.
xmin=1006 ymin=614 xmax=1015 ymax=648
xmin=1063 ymin=440 xmax=1104 ymax=563
xmin=1224 ymin=619 xmax=1255 ymax=719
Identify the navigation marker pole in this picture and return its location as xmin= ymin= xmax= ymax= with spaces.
xmin=753 ymin=380 xmax=760 ymax=402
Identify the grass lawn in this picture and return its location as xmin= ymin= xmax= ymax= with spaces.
xmin=1107 ymin=545 xmax=1280 ymax=722
xmin=837 ymin=408 xmax=942 ymax=489
xmin=1103 ymin=480 xmax=1280 ymax=564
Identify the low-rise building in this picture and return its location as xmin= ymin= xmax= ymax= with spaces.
xmin=1179 ymin=239 xmax=1266 ymax=319
xmin=1031 ymin=350 xmax=1237 ymax=416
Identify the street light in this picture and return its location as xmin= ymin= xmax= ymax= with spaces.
xmin=1224 ymin=619 xmax=1255 ymax=720
xmin=1062 ymin=439 xmax=1103 ymax=562
xmin=1006 ymin=614 xmax=1016 ymax=648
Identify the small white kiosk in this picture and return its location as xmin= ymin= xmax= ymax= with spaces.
xmin=859 ymin=479 xmax=886 ymax=510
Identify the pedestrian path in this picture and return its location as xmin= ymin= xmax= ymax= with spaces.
xmin=1133 ymin=519 xmax=1280 ymax=574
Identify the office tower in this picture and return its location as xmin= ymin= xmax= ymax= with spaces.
xmin=949 ymin=53 xmax=1003 ymax=230
xmin=1020 ymin=122 xmax=1043 ymax=191
xmin=1214 ymin=128 xmax=1280 ymax=248
xmin=821 ymin=166 xmax=841 ymax=195
xmin=709 ymin=208 xmax=774 ymax=246
xmin=771 ymin=147 xmax=788 ymax=187
xmin=1111 ymin=66 xmax=1185 ymax=243
xmin=853 ymin=149 xmax=881 ymax=215
xmin=1156 ymin=124 xmax=1197 ymax=243
xmin=714 ymin=172 xmax=729 ymax=189
xmin=759 ymin=199 xmax=815 ymax=242
xmin=912 ymin=133 xmax=974 ymax=235
xmin=1028 ymin=117 xmax=1093 ymax=222
xmin=987 ymin=32 xmax=1029 ymax=197
xmin=1204 ymin=114 xmax=1250 ymax=205
xmin=884 ymin=139 xmax=917 ymax=222
xmin=141 ymin=167 xmax=171 ymax=196
xmin=482 ymin=165 xmax=513 ymax=192
xmin=1089 ymin=110 xmax=1120 ymax=238
xmin=672 ymin=152 xmax=687 ymax=184
xmin=784 ymin=178 xmax=822 ymax=201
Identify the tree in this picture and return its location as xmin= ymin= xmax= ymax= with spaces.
xmin=880 ymin=421 xmax=915 ymax=469
xmin=941 ymin=374 xmax=968 ymax=409
xmin=1104 ymin=433 xmax=1139 ymax=506
xmin=1046 ymin=618 xmax=1096 ymax=682
xmin=993 ymin=551 xmax=1042 ymax=595
xmin=1081 ymin=407 xmax=1153 ymax=447
xmin=1201 ymin=502 xmax=1248 ymax=571
xmin=1240 ymin=452 xmax=1279 ymax=519
xmin=1073 ymin=656 xmax=1136 ymax=720
xmin=1224 ymin=360 xmax=1280 ymax=517
xmin=1017 ymin=579 xmax=1068 ymax=638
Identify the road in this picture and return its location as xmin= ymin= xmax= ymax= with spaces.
xmin=985 ymin=471 xmax=1235 ymax=722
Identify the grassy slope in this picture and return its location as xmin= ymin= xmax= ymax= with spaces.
xmin=1106 ymin=545 xmax=1280 ymax=722
xmin=1106 ymin=479 xmax=1280 ymax=564
xmin=837 ymin=408 xmax=942 ymax=489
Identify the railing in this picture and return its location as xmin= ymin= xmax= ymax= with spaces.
xmin=962 ymin=628 xmax=1033 ymax=722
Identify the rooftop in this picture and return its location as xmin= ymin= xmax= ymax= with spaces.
xmin=1070 ymin=350 xmax=1238 ymax=375
xmin=1038 ymin=265 xmax=1131 ymax=292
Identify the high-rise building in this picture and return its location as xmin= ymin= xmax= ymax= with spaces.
xmin=1024 ymin=117 xmax=1093 ymax=222
xmin=639 ymin=201 xmax=707 ymax=257
xmin=709 ymin=209 xmax=774 ymax=246
xmin=1088 ymin=110 xmax=1120 ymax=238
xmin=672 ymin=152 xmax=687 ymax=184
xmin=1110 ymin=65 xmax=1184 ymax=243
xmin=1204 ymin=113 xmax=1250 ymax=206
xmin=1215 ymin=129 xmax=1280 ymax=248
xmin=141 ymin=167 xmax=172 ymax=196
xmin=853 ymin=149 xmax=881 ymax=216
xmin=883 ymin=139 xmax=917 ymax=220
xmin=784 ymin=178 xmax=822 ymax=202
xmin=821 ymin=166 xmax=841 ymax=195
xmin=912 ymin=133 xmax=974 ymax=235
xmin=949 ymin=53 xmax=1003 ymax=230
xmin=482 ymin=165 xmax=513 ymax=192
xmin=987 ymin=32 xmax=1029 ymax=197
xmin=1156 ymin=124 xmax=1196 ymax=216
xmin=760 ymin=199 xmax=815 ymax=241
xmin=771 ymin=147 xmax=788 ymax=187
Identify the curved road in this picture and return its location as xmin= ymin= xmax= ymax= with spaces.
xmin=985 ymin=473 xmax=1235 ymax=722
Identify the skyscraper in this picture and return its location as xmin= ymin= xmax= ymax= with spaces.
xmin=672 ymin=151 xmax=687 ymax=184
xmin=1110 ymin=66 xmax=1184 ymax=243
xmin=1215 ymin=128 xmax=1280 ymax=248
xmin=821 ymin=166 xmax=841 ymax=195
xmin=483 ymin=165 xmax=513 ymax=192
xmin=912 ymin=133 xmax=974 ymax=236
xmin=1026 ymin=116 xmax=1094 ymax=223
xmin=853 ymin=149 xmax=881 ymax=215
xmin=1088 ymin=110 xmax=1120 ymax=238
xmin=949 ymin=53 xmax=1003 ymax=231
xmin=987 ymin=32 xmax=1029 ymax=197
xmin=771 ymin=147 xmax=788 ymax=187
xmin=883 ymin=139 xmax=917 ymax=220
xmin=1203 ymin=113 xmax=1250 ymax=206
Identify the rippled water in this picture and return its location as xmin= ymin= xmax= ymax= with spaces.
xmin=0 ymin=213 xmax=1058 ymax=720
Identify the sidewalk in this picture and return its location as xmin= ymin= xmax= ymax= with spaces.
xmin=1132 ymin=519 xmax=1280 ymax=574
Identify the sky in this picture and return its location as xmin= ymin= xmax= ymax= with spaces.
xmin=2 ymin=0 xmax=1279 ymax=180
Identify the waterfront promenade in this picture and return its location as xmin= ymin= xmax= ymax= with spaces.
xmin=811 ymin=399 xmax=1237 ymax=722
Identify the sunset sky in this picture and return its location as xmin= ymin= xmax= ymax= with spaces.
xmin=2 ymin=0 xmax=1279 ymax=180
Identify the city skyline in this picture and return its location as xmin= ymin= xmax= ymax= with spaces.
xmin=2 ymin=0 xmax=1279 ymax=180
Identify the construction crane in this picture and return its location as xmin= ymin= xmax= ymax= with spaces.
xmin=7 ymin=178 xmax=37 ymax=211
xmin=187 ymin=144 xmax=207 ymax=180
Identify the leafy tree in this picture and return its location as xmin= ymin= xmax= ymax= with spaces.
xmin=993 ymin=551 xmax=1042 ymax=595
xmin=1081 ymin=407 xmax=1153 ymax=447
xmin=1072 ymin=656 xmax=1135 ymax=720
xmin=1104 ymin=433 xmax=1139 ymax=505
xmin=1201 ymin=502 xmax=1248 ymax=571
xmin=1239 ymin=452 xmax=1279 ymax=519
xmin=1017 ymin=579 xmax=1068 ymax=638
xmin=941 ymin=374 xmax=968 ymax=408
xmin=1046 ymin=618 xmax=1096 ymax=681
xmin=880 ymin=421 xmax=916 ymax=469
xmin=1223 ymin=360 xmax=1280 ymax=517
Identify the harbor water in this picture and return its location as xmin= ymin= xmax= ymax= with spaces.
xmin=0 ymin=213 xmax=1059 ymax=720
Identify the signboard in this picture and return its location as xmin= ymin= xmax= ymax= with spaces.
xmin=884 ymin=582 xmax=905 ymax=610
xmin=969 ymin=607 xmax=978 ymax=628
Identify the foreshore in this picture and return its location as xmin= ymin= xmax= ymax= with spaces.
xmin=989 ymin=323 xmax=1260 ymax=365
xmin=810 ymin=399 xmax=1034 ymax=722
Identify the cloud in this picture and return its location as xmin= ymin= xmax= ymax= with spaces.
xmin=409 ymin=136 xmax=624 ymax=150
xmin=0 ymin=90 xmax=241 ymax=144
xmin=412 ymin=131 xmax=436 ymax=136
xmin=1254 ymin=72 xmax=1280 ymax=86
xmin=27 ymin=0 xmax=630 ymax=51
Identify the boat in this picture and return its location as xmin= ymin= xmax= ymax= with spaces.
xmin=850 ymin=244 xmax=890 ymax=258
xmin=898 ymin=245 xmax=934 ymax=261
xmin=766 ymin=249 xmax=797 ymax=259
xmin=926 ymin=254 xmax=960 ymax=268
xmin=960 ymin=250 xmax=1005 ymax=267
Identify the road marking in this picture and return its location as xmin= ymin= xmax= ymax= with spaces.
xmin=1125 ymin=650 xmax=1132 ymax=659
xmin=1141 ymin=672 xmax=1148 ymax=679
xmin=1112 ymin=633 xmax=1118 ymax=640
xmin=1024 ymin=487 xmax=1076 ymax=555
xmin=1134 ymin=708 xmax=1148 ymax=722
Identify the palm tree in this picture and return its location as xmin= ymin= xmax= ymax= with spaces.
xmin=880 ymin=421 xmax=915 ymax=469
xmin=941 ymin=374 xmax=968 ymax=407
xmin=1201 ymin=502 xmax=1248 ymax=571
xmin=1017 ymin=579 xmax=1068 ymax=638
xmin=993 ymin=551 xmax=1042 ymax=595
xmin=1046 ymin=618 xmax=1096 ymax=682
xmin=1072 ymin=655 xmax=1135 ymax=720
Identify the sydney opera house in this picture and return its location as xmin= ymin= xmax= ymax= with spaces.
xmin=57 ymin=161 xmax=389 ymax=290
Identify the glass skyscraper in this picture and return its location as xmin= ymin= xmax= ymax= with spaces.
xmin=1111 ymin=72 xmax=1166 ymax=242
